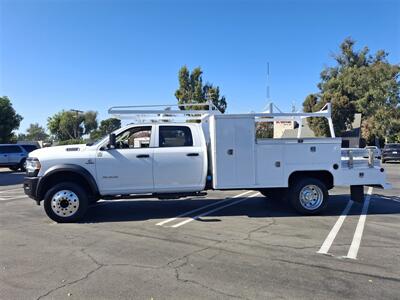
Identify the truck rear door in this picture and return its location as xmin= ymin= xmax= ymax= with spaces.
xmin=153 ymin=125 xmax=206 ymax=192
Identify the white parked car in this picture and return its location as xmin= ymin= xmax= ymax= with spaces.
xmin=23 ymin=102 xmax=390 ymax=223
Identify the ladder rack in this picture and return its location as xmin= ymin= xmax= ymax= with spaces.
xmin=109 ymin=101 xmax=220 ymax=117
xmin=108 ymin=102 xmax=335 ymax=137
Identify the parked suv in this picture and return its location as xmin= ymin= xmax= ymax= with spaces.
xmin=0 ymin=144 xmax=38 ymax=171
xmin=382 ymin=143 xmax=400 ymax=163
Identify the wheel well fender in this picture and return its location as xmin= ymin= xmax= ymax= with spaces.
xmin=288 ymin=170 xmax=334 ymax=190
xmin=38 ymin=164 xmax=99 ymax=200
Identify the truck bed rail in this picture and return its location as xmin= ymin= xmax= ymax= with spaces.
xmin=341 ymin=148 xmax=378 ymax=169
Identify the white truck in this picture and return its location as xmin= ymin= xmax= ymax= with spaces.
xmin=23 ymin=102 xmax=390 ymax=223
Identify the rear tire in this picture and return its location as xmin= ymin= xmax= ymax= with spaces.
xmin=44 ymin=182 xmax=89 ymax=223
xmin=289 ymin=178 xmax=328 ymax=215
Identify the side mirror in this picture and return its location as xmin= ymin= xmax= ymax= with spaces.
xmin=108 ymin=133 xmax=116 ymax=149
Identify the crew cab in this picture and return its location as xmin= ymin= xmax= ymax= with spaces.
xmin=23 ymin=103 xmax=391 ymax=223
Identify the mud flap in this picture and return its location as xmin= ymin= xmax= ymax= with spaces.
xmin=350 ymin=185 xmax=365 ymax=203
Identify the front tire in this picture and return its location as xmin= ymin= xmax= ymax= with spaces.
xmin=289 ymin=178 xmax=328 ymax=215
xmin=44 ymin=182 xmax=89 ymax=223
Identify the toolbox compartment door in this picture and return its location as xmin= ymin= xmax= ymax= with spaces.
xmin=210 ymin=115 xmax=255 ymax=188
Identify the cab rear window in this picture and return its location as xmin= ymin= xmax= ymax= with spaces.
xmin=159 ymin=126 xmax=193 ymax=147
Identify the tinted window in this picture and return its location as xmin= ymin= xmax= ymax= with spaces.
xmin=0 ymin=145 xmax=22 ymax=153
xmin=384 ymin=144 xmax=400 ymax=149
xmin=159 ymin=126 xmax=193 ymax=147
xmin=115 ymin=126 xmax=152 ymax=149
xmin=21 ymin=145 xmax=38 ymax=153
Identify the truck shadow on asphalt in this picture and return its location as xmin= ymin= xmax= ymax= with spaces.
xmin=0 ymin=171 xmax=24 ymax=186
xmin=82 ymin=194 xmax=400 ymax=223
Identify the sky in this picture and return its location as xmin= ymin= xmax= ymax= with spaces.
xmin=1 ymin=0 xmax=399 ymax=133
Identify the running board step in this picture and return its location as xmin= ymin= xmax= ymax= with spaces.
xmin=101 ymin=191 xmax=207 ymax=201
xmin=155 ymin=191 xmax=207 ymax=199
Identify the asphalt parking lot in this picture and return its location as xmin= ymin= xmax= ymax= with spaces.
xmin=0 ymin=164 xmax=399 ymax=299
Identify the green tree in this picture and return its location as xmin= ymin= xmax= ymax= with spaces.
xmin=175 ymin=66 xmax=227 ymax=113
xmin=90 ymin=118 xmax=121 ymax=140
xmin=303 ymin=38 xmax=400 ymax=143
xmin=22 ymin=123 xmax=49 ymax=141
xmin=256 ymin=122 xmax=274 ymax=139
xmin=47 ymin=110 xmax=98 ymax=141
xmin=0 ymin=96 xmax=23 ymax=143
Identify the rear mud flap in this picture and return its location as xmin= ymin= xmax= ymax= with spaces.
xmin=350 ymin=185 xmax=365 ymax=203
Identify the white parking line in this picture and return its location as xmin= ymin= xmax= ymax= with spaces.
xmin=317 ymin=199 xmax=354 ymax=255
xmin=0 ymin=188 xmax=23 ymax=194
xmin=345 ymin=187 xmax=373 ymax=260
xmin=171 ymin=192 xmax=260 ymax=228
xmin=156 ymin=191 xmax=253 ymax=226
xmin=0 ymin=195 xmax=28 ymax=201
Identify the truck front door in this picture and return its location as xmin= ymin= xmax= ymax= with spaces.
xmin=95 ymin=125 xmax=155 ymax=195
xmin=153 ymin=125 xmax=206 ymax=192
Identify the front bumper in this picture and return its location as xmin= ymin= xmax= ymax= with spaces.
xmin=23 ymin=177 xmax=41 ymax=203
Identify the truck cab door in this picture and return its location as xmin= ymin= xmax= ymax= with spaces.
xmin=95 ymin=125 xmax=155 ymax=195
xmin=153 ymin=125 xmax=206 ymax=192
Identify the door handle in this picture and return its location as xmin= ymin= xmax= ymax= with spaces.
xmin=186 ymin=153 xmax=199 ymax=157
xmin=136 ymin=154 xmax=150 ymax=158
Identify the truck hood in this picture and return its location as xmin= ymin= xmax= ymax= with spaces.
xmin=29 ymin=144 xmax=88 ymax=159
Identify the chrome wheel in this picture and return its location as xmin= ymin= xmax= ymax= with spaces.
xmin=299 ymin=184 xmax=323 ymax=210
xmin=51 ymin=190 xmax=80 ymax=217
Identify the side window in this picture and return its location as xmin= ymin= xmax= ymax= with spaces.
xmin=2 ymin=146 xmax=23 ymax=153
xmin=159 ymin=126 xmax=193 ymax=147
xmin=115 ymin=126 xmax=152 ymax=149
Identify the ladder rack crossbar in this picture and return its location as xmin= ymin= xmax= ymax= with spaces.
xmin=108 ymin=101 xmax=221 ymax=117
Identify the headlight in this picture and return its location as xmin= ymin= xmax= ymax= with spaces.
xmin=26 ymin=157 xmax=41 ymax=176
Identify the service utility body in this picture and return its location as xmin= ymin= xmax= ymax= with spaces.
xmin=23 ymin=101 xmax=391 ymax=222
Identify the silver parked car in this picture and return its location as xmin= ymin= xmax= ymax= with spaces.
xmin=0 ymin=144 xmax=38 ymax=171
